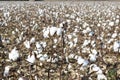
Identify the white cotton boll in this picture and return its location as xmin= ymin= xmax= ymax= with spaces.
xmin=115 ymin=19 xmax=119 ymax=24
xmin=4 ymin=66 xmax=11 ymax=77
xmin=82 ymin=40 xmax=90 ymax=47
xmin=18 ymin=77 xmax=23 ymax=80
xmin=89 ymin=64 xmax=101 ymax=74
xmin=9 ymin=47 xmax=19 ymax=61
xmin=97 ymin=74 xmax=107 ymax=80
xmin=39 ymin=56 xmax=46 ymax=62
xmin=24 ymin=40 xmax=30 ymax=49
xmin=18 ymin=77 xmax=28 ymax=80
xmin=68 ymin=41 xmax=73 ymax=48
xmin=68 ymin=64 xmax=72 ymax=69
xmin=109 ymin=21 xmax=114 ymax=26
xmin=83 ymin=22 xmax=88 ymax=28
xmin=67 ymin=35 xmax=72 ymax=39
xmin=26 ymin=54 xmax=36 ymax=64
xmin=57 ymin=28 xmax=63 ymax=36
xmin=89 ymin=54 xmax=97 ymax=62
xmin=15 ymin=28 xmax=19 ymax=32
xmin=97 ymin=23 xmax=101 ymax=27
xmin=73 ymin=38 xmax=78 ymax=44
xmin=65 ymin=14 xmax=69 ymax=17
xmin=50 ymin=27 xmax=57 ymax=36
xmin=59 ymin=23 xmax=63 ymax=27
xmin=113 ymin=41 xmax=120 ymax=52
xmin=12 ymin=31 xmax=15 ymax=34
xmin=40 ymin=41 xmax=47 ymax=48
xmin=36 ymin=42 xmax=41 ymax=49
xmin=112 ymin=32 xmax=117 ymax=38
xmin=86 ymin=27 xmax=91 ymax=32
xmin=82 ymin=60 xmax=89 ymax=67
xmin=89 ymin=31 xmax=94 ymax=36
xmin=91 ymin=49 xmax=97 ymax=55
xmin=43 ymin=27 xmax=50 ymax=38
xmin=77 ymin=56 xmax=84 ymax=65
xmin=68 ymin=54 xmax=75 ymax=58
xmin=30 ymin=37 xmax=35 ymax=43
xmin=54 ymin=39 xmax=58 ymax=44
xmin=107 ymin=38 xmax=113 ymax=44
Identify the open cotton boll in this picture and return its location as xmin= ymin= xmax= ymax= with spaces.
xmin=54 ymin=39 xmax=58 ymax=44
xmin=40 ymin=41 xmax=47 ymax=48
xmin=77 ymin=56 xmax=84 ymax=65
xmin=26 ymin=53 xmax=36 ymax=64
xmin=36 ymin=42 xmax=42 ymax=49
xmin=43 ymin=27 xmax=50 ymax=38
xmin=24 ymin=40 xmax=30 ymax=49
xmin=9 ymin=47 xmax=19 ymax=61
xmin=91 ymin=49 xmax=98 ymax=55
xmin=109 ymin=21 xmax=114 ymax=26
xmin=4 ymin=66 xmax=11 ymax=77
xmin=82 ymin=40 xmax=91 ymax=47
xmin=49 ymin=27 xmax=57 ymax=36
xmin=18 ymin=77 xmax=29 ymax=80
xmin=97 ymin=73 xmax=107 ymax=80
xmin=89 ymin=64 xmax=101 ymax=74
xmin=113 ymin=41 xmax=120 ymax=52
xmin=68 ymin=41 xmax=74 ymax=48
xmin=112 ymin=32 xmax=117 ymax=38
xmin=73 ymin=38 xmax=78 ymax=44
xmin=68 ymin=53 xmax=75 ymax=58
xmin=57 ymin=27 xmax=63 ymax=36
xmin=30 ymin=37 xmax=35 ymax=43
xmin=89 ymin=54 xmax=97 ymax=62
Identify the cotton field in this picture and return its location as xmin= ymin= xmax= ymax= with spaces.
xmin=0 ymin=1 xmax=120 ymax=80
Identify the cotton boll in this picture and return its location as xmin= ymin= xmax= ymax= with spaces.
xmin=97 ymin=73 xmax=107 ymax=80
xmin=30 ymin=37 xmax=35 ymax=43
xmin=36 ymin=42 xmax=41 ymax=49
xmin=109 ymin=21 xmax=114 ymax=26
xmin=43 ymin=27 xmax=50 ymax=38
xmin=67 ymin=35 xmax=72 ymax=39
xmin=26 ymin=53 xmax=36 ymax=64
xmin=89 ymin=54 xmax=97 ymax=62
xmin=77 ymin=56 xmax=84 ymax=65
xmin=91 ymin=49 xmax=98 ymax=55
xmin=9 ymin=47 xmax=19 ymax=61
xmin=82 ymin=60 xmax=89 ymax=67
xmin=89 ymin=31 xmax=94 ymax=36
xmin=68 ymin=54 xmax=75 ymax=58
xmin=68 ymin=63 xmax=72 ymax=69
xmin=68 ymin=41 xmax=73 ymax=48
xmin=4 ymin=66 xmax=11 ymax=77
xmin=89 ymin=64 xmax=100 ymax=74
xmin=82 ymin=40 xmax=90 ymax=47
xmin=18 ymin=77 xmax=29 ymax=80
xmin=115 ymin=19 xmax=119 ymax=24
xmin=97 ymin=23 xmax=101 ymax=27
xmin=113 ymin=41 xmax=120 ymax=52
xmin=39 ymin=56 xmax=46 ymax=62
xmin=57 ymin=28 xmax=63 ymax=36
xmin=73 ymin=38 xmax=78 ymax=44
xmin=40 ymin=41 xmax=47 ymax=48
xmin=49 ymin=27 xmax=57 ymax=36
xmin=112 ymin=32 xmax=117 ymax=38
xmin=54 ymin=39 xmax=58 ymax=44
xmin=24 ymin=40 xmax=30 ymax=49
